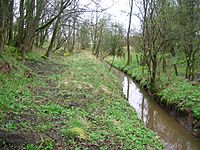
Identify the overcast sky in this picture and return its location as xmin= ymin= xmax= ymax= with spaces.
xmin=102 ymin=0 xmax=141 ymax=31
xmin=80 ymin=0 xmax=141 ymax=32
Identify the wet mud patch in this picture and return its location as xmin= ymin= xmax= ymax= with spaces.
xmin=25 ymin=60 xmax=66 ymax=76
xmin=0 ymin=62 xmax=13 ymax=73
xmin=0 ymin=129 xmax=38 ymax=150
xmin=0 ymin=130 xmax=65 ymax=150
xmin=151 ymin=96 xmax=200 ymax=138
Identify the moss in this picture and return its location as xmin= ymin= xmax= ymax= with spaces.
xmin=61 ymin=127 xmax=88 ymax=140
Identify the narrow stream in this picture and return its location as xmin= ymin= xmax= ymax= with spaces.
xmin=121 ymin=75 xmax=200 ymax=150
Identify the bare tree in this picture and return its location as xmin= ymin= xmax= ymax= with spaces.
xmin=44 ymin=0 xmax=74 ymax=57
xmin=126 ymin=0 xmax=133 ymax=65
xmin=8 ymin=0 xmax=14 ymax=45
xmin=0 ymin=0 xmax=9 ymax=53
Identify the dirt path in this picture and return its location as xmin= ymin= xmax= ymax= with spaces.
xmin=0 ymin=52 xmax=163 ymax=149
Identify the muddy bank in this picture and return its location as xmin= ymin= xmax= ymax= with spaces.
xmin=158 ymin=102 xmax=200 ymax=138
xmin=0 ymin=129 xmax=38 ymax=149
xmin=110 ymin=63 xmax=200 ymax=138
xmin=120 ymin=75 xmax=200 ymax=149
xmin=134 ymin=76 xmax=200 ymax=138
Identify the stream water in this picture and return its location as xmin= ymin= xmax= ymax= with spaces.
xmin=121 ymin=75 xmax=200 ymax=150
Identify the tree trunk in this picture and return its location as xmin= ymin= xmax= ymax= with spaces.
xmin=23 ymin=0 xmax=35 ymax=51
xmin=0 ymin=1 xmax=5 ymax=53
xmin=162 ymin=57 xmax=166 ymax=73
xmin=39 ymin=28 xmax=48 ymax=47
xmin=169 ymin=46 xmax=179 ymax=76
xmin=67 ymin=20 xmax=72 ymax=51
xmin=69 ymin=17 xmax=76 ymax=52
xmin=45 ymin=16 xmax=60 ymax=57
xmin=8 ymin=0 xmax=14 ymax=45
xmin=141 ymin=0 xmax=148 ymax=67
xmin=95 ymin=27 xmax=103 ymax=58
xmin=190 ymin=52 xmax=196 ymax=80
xmin=126 ymin=0 xmax=133 ymax=65
xmin=18 ymin=0 xmax=25 ymax=58
xmin=173 ymin=64 xmax=178 ymax=76
xmin=109 ymin=55 xmax=115 ymax=71
xmin=0 ymin=0 xmax=9 ymax=53
xmin=151 ymin=55 xmax=157 ymax=89
xmin=92 ymin=6 xmax=98 ymax=55
xmin=21 ymin=0 xmax=46 ymax=52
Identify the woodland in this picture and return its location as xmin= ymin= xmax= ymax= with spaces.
xmin=0 ymin=0 xmax=199 ymax=149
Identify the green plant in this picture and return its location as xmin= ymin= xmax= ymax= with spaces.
xmin=0 ymin=49 xmax=163 ymax=149
xmin=5 ymin=122 xmax=17 ymax=130
xmin=37 ymin=123 xmax=52 ymax=132
xmin=42 ymin=104 xmax=64 ymax=115
xmin=61 ymin=127 xmax=88 ymax=140
xmin=26 ymin=144 xmax=37 ymax=150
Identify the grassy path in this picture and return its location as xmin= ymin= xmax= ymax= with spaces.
xmin=0 ymin=51 xmax=163 ymax=149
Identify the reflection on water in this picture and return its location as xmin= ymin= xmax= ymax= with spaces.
xmin=123 ymin=76 xmax=200 ymax=150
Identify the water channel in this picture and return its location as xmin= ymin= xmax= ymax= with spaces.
xmin=120 ymin=74 xmax=200 ymax=150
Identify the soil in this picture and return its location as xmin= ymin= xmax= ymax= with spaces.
xmin=115 ymin=65 xmax=200 ymax=139
xmin=0 ymin=62 xmax=12 ymax=73
xmin=24 ymin=60 xmax=65 ymax=76
xmin=0 ymin=59 xmax=67 ymax=149
xmin=0 ymin=129 xmax=38 ymax=150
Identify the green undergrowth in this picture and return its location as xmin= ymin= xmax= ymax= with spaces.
xmin=0 ymin=47 xmax=163 ymax=149
xmin=160 ymin=78 xmax=200 ymax=118
xmin=107 ymin=55 xmax=200 ymax=119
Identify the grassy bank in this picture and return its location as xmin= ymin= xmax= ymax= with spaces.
xmin=107 ymin=55 xmax=200 ymax=120
xmin=0 ymin=47 xmax=163 ymax=149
